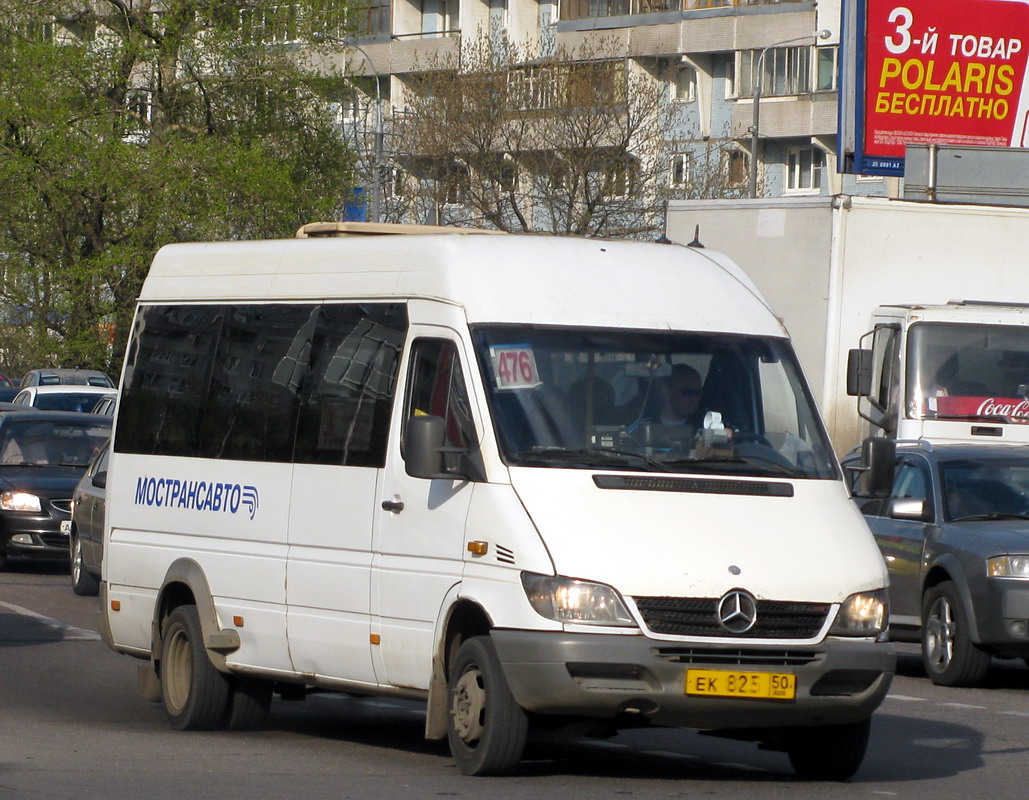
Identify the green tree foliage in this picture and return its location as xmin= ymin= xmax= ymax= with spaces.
xmin=0 ymin=0 xmax=355 ymax=374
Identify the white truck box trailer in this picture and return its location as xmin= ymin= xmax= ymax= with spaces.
xmin=668 ymin=195 xmax=1029 ymax=455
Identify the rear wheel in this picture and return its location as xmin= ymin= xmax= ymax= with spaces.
xmin=922 ymin=581 xmax=991 ymax=687
xmin=160 ymin=604 xmax=231 ymax=730
xmin=786 ymin=717 xmax=871 ymax=781
xmin=70 ymin=535 xmax=99 ymax=596
xmin=447 ymin=636 xmax=529 ymax=776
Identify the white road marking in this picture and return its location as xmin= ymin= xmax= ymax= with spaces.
xmin=887 ymin=694 xmax=928 ymax=701
xmin=0 ymin=599 xmax=100 ymax=641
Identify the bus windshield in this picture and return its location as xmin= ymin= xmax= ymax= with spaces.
xmin=471 ymin=325 xmax=838 ymax=479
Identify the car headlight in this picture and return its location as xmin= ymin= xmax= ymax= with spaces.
xmin=0 ymin=491 xmax=42 ymax=513
xmin=988 ymin=555 xmax=1029 ymax=578
xmin=829 ymin=589 xmax=888 ymax=636
xmin=521 ymin=573 xmax=636 ymax=627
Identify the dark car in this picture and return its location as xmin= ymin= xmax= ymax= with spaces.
xmin=844 ymin=441 xmax=1029 ymax=687
xmin=67 ymin=441 xmax=108 ymax=595
xmin=0 ymin=410 xmax=112 ymax=571
xmin=20 ymin=368 xmax=114 ymax=388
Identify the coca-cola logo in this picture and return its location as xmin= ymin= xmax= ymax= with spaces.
xmin=976 ymin=398 xmax=1029 ymax=419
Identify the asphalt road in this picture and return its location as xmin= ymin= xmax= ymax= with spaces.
xmin=3 ymin=558 xmax=1029 ymax=800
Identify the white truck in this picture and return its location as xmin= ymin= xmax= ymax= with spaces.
xmin=667 ymin=195 xmax=1029 ymax=455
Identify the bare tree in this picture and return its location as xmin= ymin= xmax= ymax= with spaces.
xmin=388 ymin=36 xmax=686 ymax=238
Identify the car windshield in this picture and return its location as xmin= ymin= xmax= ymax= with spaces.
xmin=0 ymin=418 xmax=111 ymax=467
xmin=942 ymin=458 xmax=1029 ymax=521
xmin=471 ymin=325 xmax=838 ymax=479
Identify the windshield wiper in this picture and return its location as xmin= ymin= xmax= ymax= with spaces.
xmin=953 ymin=512 xmax=1029 ymax=522
xmin=516 ymin=447 xmax=672 ymax=471
xmin=661 ymin=454 xmax=803 ymax=478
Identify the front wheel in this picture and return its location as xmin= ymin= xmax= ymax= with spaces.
xmin=70 ymin=535 xmax=99 ymax=596
xmin=160 ymin=604 xmax=231 ymax=730
xmin=447 ymin=636 xmax=529 ymax=776
xmin=785 ymin=717 xmax=871 ymax=781
xmin=922 ymin=581 xmax=991 ymax=687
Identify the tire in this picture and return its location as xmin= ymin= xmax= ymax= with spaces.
xmin=0 ymin=551 xmax=7 ymax=572
xmin=447 ymin=636 xmax=529 ymax=776
xmin=160 ymin=604 xmax=231 ymax=730
xmin=70 ymin=535 xmax=100 ymax=597
xmin=921 ymin=581 xmax=991 ymax=687
xmin=786 ymin=717 xmax=871 ymax=781
xmin=227 ymin=676 xmax=272 ymax=730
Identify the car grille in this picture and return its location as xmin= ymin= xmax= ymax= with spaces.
xmin=50 ymin=499 xmax=73 ymax=513
xmin=633 ymin=596 xmax=830 ymax=639
xmin=656 ymin=647 xmax=822 ymax=667
xmin=40 ymin=533 xmax=69 ymax=548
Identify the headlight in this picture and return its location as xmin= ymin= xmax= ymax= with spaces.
xmin=829 ymin=589 xmax=888 ymax=636
xmin=988 ymin=555 xmax=1029 ymax=578
xmin=521 ymin=573 xmax=636 ymax=627
xmin=0 ymin=491 xmax=42 ymax=513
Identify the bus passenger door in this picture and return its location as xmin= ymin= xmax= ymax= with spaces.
xmin=373 ymin=333 xmax=478 ymax=690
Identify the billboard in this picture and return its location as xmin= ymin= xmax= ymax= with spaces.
xmin=840 ymin=0 xmax=1029 ymax=175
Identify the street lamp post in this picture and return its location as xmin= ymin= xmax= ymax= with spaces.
xmin=748 ymin=29 xmax=832 ymax=198
xmin=313 ymin=32 xmax=385 ymax=222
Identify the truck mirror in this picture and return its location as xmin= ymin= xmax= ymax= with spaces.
xmin=847 ymin=349 xmax=873 ymax=397
xmin=857 ymin=437 xmax=895 ymax=499
xmin=404 ymin=415 xmax=449 ymax=479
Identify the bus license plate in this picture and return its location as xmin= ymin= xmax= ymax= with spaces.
xmin=685 ymin=669 xmax=796 ymax=700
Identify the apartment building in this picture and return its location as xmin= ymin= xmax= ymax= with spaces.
xmin=304 ymin=0 xmax=893 ymax=226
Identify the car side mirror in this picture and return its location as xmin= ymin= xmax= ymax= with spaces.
xmin=92 ymin=470 xmax=107 ymax=490
xmin=847 ymin=348 xmax=873 ymax=397
xmin=889 ymin=497 xmax=925 ymax=520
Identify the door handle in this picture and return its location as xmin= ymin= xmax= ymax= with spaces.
xmin=381 ymin=499 xmax=405 ymax=513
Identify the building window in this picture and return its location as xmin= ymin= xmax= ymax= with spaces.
xmin=721 ymin=149 xmax=748 ymax=188
xmin=736 ymin=46 xmax=813 ymax=98
xmin=785 ymin=147 xmax=824 ymax=192
xmin=422 ymin=0 xmax=459 ymax=34
xmin=357 ymin=0 xmax=391 ymax=35
xmin=816 ymin=46 xmax=838 ymax=91
xmin=673 ymin=65 xmax=697 ymax=102
xmin=670 ymin=152 xmax=692 ymax=187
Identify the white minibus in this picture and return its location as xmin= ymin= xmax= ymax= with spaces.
xmin=99 ymin=222 xmax=895 ymax=779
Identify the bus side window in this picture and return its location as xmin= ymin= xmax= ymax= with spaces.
xmin=404 ymin=339 xmax=478 ymax=464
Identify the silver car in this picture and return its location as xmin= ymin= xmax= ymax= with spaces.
xmin=67 ymin=441 xmax=109 ymax=596
xmin=845 ymin=441 xmax=1029 ymax=687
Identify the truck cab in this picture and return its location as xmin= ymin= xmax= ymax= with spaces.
xmin=849 ymin=302 xmax=1029 ymax=445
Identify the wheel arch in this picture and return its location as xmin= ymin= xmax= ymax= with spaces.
xmin=424 ymin=596 xmax=494 ymax=740
xmin=151 ymin=558 xmax=238 ymax=674
xmin=922 ymin=556 xmax=981 ymax=642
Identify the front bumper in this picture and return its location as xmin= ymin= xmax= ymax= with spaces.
xmin=0 ymin=510 xmax=70 ymax=559
xmin=977 ymin=579 xmax=1029 ymax=657
xmin=491 ymin=630 xmax=895 ymax=731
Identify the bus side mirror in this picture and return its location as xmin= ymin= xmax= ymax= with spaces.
xmin=856 ymin=437 xmax=895 ymax=499
xmin=847 ymin=348 xmax=872 ymax=397
xmin=405 ymin=415 xmax=450 ymax=479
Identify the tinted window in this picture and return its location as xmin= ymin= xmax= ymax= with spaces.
xmin=0 ymin=418 xmax=111 ymax=466
xmin=117 ymin=302 xmax=407 ymax=466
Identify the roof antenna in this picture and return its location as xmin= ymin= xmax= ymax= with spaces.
xmin=686 ymin=224 xmax=704 ymax=248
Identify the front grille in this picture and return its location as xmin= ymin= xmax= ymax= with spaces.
xmin=50 ymin=499 xmax=73 ymax=513
xmin=657 ymin=647 xmax=822 ymax=667
xmin=634 ymin=596 xmax=830 ymax=639
xmin=40 ymin=533 xmax=69 ymax=548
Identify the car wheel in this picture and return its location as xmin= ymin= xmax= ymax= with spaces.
xmin=160 ymin=604 xmax=231 ymax=730
xmin=785 ymin=717 xmax=871 ymax=781
xmin=0 ymin=551 xmax=7 ymax=572
xmin=921 ymin=581 xmax=991 ymax=687
xmin=447 ymin=636 xmax=529 ymax=776
xmin=70 ymin=535 xmax=100 ymax=596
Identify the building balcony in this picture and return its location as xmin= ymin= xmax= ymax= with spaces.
xmin=732 ymin=91 xmax=838 ymax=139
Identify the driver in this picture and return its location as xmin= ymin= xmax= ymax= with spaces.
xmin=658 ymin=364 xmax=705 ymax=428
